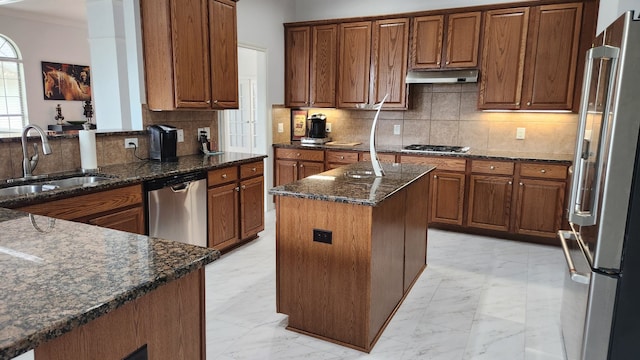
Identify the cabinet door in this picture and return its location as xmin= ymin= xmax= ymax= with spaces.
xmin=371 ymin=18 xmax=409 ymax=108
xmin=171 ymin=0 xmax=211 ymax=108
xmin=430 ymin=171 xmax=465 ymax=225
xmin=410 ymin=15 xmax=444 ymax=69
xmin=209 ymin=0 xmax=239 ymax=109
xmin=298 ymin=161 xmax=324 ymax=179
xmin=285 ymin=26 xmax=311 ymax=107
xmin=337 ymin=21 xmax=371 ymax=108
xmin=208 ymin=182 xmax=239 ymax=248
xmin=444 ymin=11 xmax=481 ymax=68
xmin=521 ymin=3 xmax=582 ymax=110
xmin=240 ymin=176 xmax=264 ymax=239
xmin=89 ymin=206 xmax=145 ymax=235
xmin=275 ymin=159 xmax=298 ymax=186
xmin=466 ymin=175 xmax=513 ymax=232
xmin=514 ymin=178 xmax=566 ymax=237
xmin=310 ymin=24 xmax=338 ymax=107
xmin=478 ymin=7 xmax=529 ymax=110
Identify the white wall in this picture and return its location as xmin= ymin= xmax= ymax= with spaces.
xmin=597 ymin=0 xmax=640 ymax=33
xmin=0 ymin=9 xmax=90 ymax=130
xmin=292 ymin=0 xmax=530 ymax=21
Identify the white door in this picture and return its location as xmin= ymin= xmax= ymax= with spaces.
xmin=224 ymin=77 xmax=256 ymax=153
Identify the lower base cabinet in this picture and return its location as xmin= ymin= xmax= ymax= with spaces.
xmin=514 ymin=178 xmax=566 ymax=237
xmin=208 ymin=161 xmax=264 ymax=251
xmin=430 ymin=171 xmax=465 ymax=225
xmin=467 ymin=175 xmax=513 ymax=232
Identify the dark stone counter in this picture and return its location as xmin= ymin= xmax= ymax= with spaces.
xmin=0 ymin=208 xmax=219 ymax=359
xmin=269 ymin=162 xmax=435 ymax=206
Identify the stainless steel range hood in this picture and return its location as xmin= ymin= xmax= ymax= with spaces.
xmin=405 ymin=69 xmax=478 ymax=84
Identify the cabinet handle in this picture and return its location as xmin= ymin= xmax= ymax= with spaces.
xmin=527 ymin=101 xmax=531 ymax=106
xmin=235 ymin=187 xmax=240 ymax=192
xmin=296 ymin=153 xmax=301 ymax=157
xmin=433 ymin=175 xmax=438 ymax=179
xmin=490 ymin=165 xmax=495 ymax=170
xmin=300 ymin=164 xmax=304 ymax=168
xmin=519 ymin=182 xmax=524 ymax=186
xmin=340 ymin=156 xmax=344 ymax=160
xmin=242 ymin=185 xmax=246 ymax=190
xmin=437 ymin=61 xmax=441 ymax=65
xmin=206 ymin=100 xmax=211 ymax=104
xmin=540 ymin=169 xmax=546 ymax=173
xmin=508 ymin=181 xmax=512 ymax=185
xmin=251 ymin=167 xmax=257 ymax=172
xmin=445 ymin=61 xmax=449 ymax=65
xmin=213 ymin=100 xmax=218 ymax=104
xmin=222 ymin=174 xmax=227 ymax=179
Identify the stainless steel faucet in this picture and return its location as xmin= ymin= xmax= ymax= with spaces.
xmin=21 ymin=125 xmax=52 ymax=179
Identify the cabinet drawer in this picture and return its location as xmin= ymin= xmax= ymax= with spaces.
xmin=471 ymin=160 xmax=514 ymax=175
xmin=240 ymin=161 xmax=264 ymax=179
xmin=400 ymin=155 xmax=466 ymax=172
xmin=519 ymin=163 xmax=567 ymax=180
xmin=326 ymin=150 xmax=359 ymax=163
xmin=275 ymin=148 xmax=325 ymax=161
xmin=208 ymin=166 xmax=239 ymax=186
xmin=360 ymin=152 xmax=396 ymax=163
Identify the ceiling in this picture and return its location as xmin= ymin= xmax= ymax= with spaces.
xmin=0 ymin=0 xmax=86 ymax=22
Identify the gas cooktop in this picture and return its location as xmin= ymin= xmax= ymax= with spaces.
xmin=401 ymin=144 xmax=470 ymax=154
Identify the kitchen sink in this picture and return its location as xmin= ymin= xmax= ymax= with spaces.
xmin=344 ymin=170 xmax=375 ymax=179
xmin=0 ymin=175 xmax=114 ymax=197
xmin=46 ymin=176 xmax=112 ymax=188
xmin=0 ymin=184 xmax=58 ymax=196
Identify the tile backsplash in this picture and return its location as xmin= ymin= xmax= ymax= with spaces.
xmin=273 ymin=83 xmax=578 ymax=155
xmin=0 ymin=105 xmax=218 ymax=181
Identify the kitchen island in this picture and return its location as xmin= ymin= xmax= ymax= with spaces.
xmin=270 ymin=161 xmax=434 ymax=352
xmin=0 ymin=208 xmax=219 ymax=359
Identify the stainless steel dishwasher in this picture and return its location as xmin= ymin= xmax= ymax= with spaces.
xmin=145 ymin=172 xmax=207 ymax=247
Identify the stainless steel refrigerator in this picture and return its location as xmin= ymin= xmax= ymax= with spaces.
xmin=558 ymin=11 xmax=640 ymax=360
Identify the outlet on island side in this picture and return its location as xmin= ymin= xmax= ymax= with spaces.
xmin=313 ymin=229 xmax=332 ymax=244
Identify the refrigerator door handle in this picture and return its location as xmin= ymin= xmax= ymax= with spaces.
xmin=558 ymin=230 xmax=590 ymax=285
xmin=569 ymin=46 xmax=620 ymax=226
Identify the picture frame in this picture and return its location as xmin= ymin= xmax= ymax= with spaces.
xmin=42 ymin=61 xmax=92 ymax=101
xmin=291 ymin=109 xmax=308 ymax=140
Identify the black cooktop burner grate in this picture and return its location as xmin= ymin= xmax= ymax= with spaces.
xmin=402 ymin=144 xmax=470 ymax=153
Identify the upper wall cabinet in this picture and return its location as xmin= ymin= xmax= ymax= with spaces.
xmin=337 ymin=18 xmax=409 ymax=109
xmin=141 ymin=0 xmax=239 ymax=111
xmin=285 ymin=24 xmax=337 ymax=108
xmin=410 ymin=11 xmax=481 ymax=70
xmin=478 ymin=3 xmax=583 ymax=110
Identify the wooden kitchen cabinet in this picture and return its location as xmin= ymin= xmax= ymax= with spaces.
xmin=337 ymin=21 xmax=372 ymax=108
xmin=410 ymin=11 xmax=481 ymax=70
xmin=466 ymin=160 xmax=515 ymax=232
xmin=479 ymin=3 xmax=584 ymax=110
xmin=16 ymin=185 xmax=145 ymax=235
xmin=274 ymin=148 xmax=325 ymax=186
xmin=360 ymin=152 xmax=396 ymax=163
xmin=285 ymin=24 xmax=337 ymax=108
xmin=140 ymin=0 xmax=238 ymax=111
xmin=326 ymin=150 xmax=359 ymax=169
xmin=208 ymin=160 xmax=264 ymax=251
xmin=513 ymin=163 xmax=567 ymax=237
xmin=400 ymin=155 xmax=466 ymax=225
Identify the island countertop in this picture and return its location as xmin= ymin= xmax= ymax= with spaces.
xmin=269 ymin=162 xmax=435 ymax=206
xmin=0 ymin=208 xmax=220 ymax=359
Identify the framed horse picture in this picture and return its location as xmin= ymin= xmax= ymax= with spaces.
xmin=42 ymin=61 xmax=92 ymax=101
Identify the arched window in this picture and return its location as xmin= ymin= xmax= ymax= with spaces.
xmin=0 ymin=34 xmax=27 ymax=132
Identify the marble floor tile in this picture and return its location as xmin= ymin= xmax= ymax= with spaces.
xmin=204 ymin=212 xmax=566 ymax=359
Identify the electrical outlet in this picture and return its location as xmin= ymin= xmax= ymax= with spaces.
xmin=516 ymin=127 xmax=526 ymax=140
xmin=313 ymin=229 xmax=332 ymax=244
xmin=393 ymin=124 xmax=401 ymax=135
xmin=277 ymin=123 xmax=284 ymax=133
xmin=177 ymin=129 xmax=184 ymax=142
xmin=197 ymin=127 xmax=211 ymax=140
xmin=325 ymin=123 xmax=332 ymax=133
xmin=124 ymin=138 xmax=138 ymax=149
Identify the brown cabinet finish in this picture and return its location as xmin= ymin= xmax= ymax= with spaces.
xmin=430 ymin=171 xmax=466 ymax=226
xmin=240 ymin=176 xmax=264 ymax=239
xmin=209 ymin=0 xmax=239 ymax=109
xmin=410 ymin=15 xmax=444 ymax=69
xmin=467 ymin=175 xmax=513 ymax=232
xmin=521 ymin=3 xmax=582 ymax=110
xmin=514 ymin=178 xmax=566 ymax=237
xmin=140 ymin=0 xmax=238 ymax=110
xmin=208 ymin=182 xmax=240 ymax=248
xmin=89 ymin=207 xmax=146 ymax=235
xmin=337 ymin=21 xmax=372 ymax=108
xmin=370 ymin=18 xmax=409 ymax=108
xmin=444 ymin=12 xmax=482 ymax=68
xmin=274 ymin=148 xmax=325 ymax=186
xmin=285 ymin=26 xmax=311 ymax=107
xmin=326 ymin=150 xmax=359 ymax=169
xmin=478 ymin=7 xmax=530 ymax=110
xmin=360 ymin=152 xmax=396 ymax=163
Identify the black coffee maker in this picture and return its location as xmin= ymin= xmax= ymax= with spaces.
xmin=307 ymin=113 xmax=327 ymax=138
xmin=148 ymin=125 xmax=178 ymax=162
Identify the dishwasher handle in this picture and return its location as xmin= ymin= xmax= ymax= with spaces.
xmin=170 ymin=182 xmax=191 ymax=192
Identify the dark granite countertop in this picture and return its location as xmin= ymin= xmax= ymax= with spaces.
xmin=273 ymin=142 xmax=573 ymax=163
xmin=0 ymin=208 xmax=220 ymax=359
xmin=269 ymin=162 xmax=435 ymax=206
xmin=0 ymin=152 xmax=267 ymax=208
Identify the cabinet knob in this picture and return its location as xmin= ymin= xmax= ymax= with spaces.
xmin=206 ymin=100 xmax=211 ymax=104
xmin=242 ymin=185 xmax=246 ymax=190
xmin=516 ymin=102 xmax=520 ymax=106
xmin=490 ymin=165 xmax=495 ymax=170
xmin=519 ymin=182 xmax=524 ymax=186
xmin=340 ymin=156 xmax=344 ymax=160
xmin=300 ymin=164 xmax=304 ymax=168
xmin=527 ymin=101 xmax=531 ymax=106
xmin=540 ymin=169 xmax=546 ymax=173
xmin=437 ymin=61 xmax=441 ymax=65
xmin=251 ymin=167 xmax=257 ymax=172
xmin=222 ymin=174 xmax=227 ymax=179
xmin=296 ymin=153 xmax=301 ymax=157
xmin=445 ymin=61 xmax=449 ymax=65
xmin=235 ymin=187 xmax=240 ymax=192
xmin=433 ymin=175 xmax=438 ymax=179
xmin=508 ymin=181 xmax=512 ymax=185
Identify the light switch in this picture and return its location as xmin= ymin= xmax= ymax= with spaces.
xmin=393 ymin=124 xmax=401 ymax=135
xmin=516 ymin=127 xmax=526 ymax=140
xmin=177 ymin=129 xmax=184 ymax=143
xmin=277 ymin=123 xmax=284 ymax=133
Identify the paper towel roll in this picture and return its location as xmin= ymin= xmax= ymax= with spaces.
xmin=79 ymin=129 xmax=98 ymax=171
